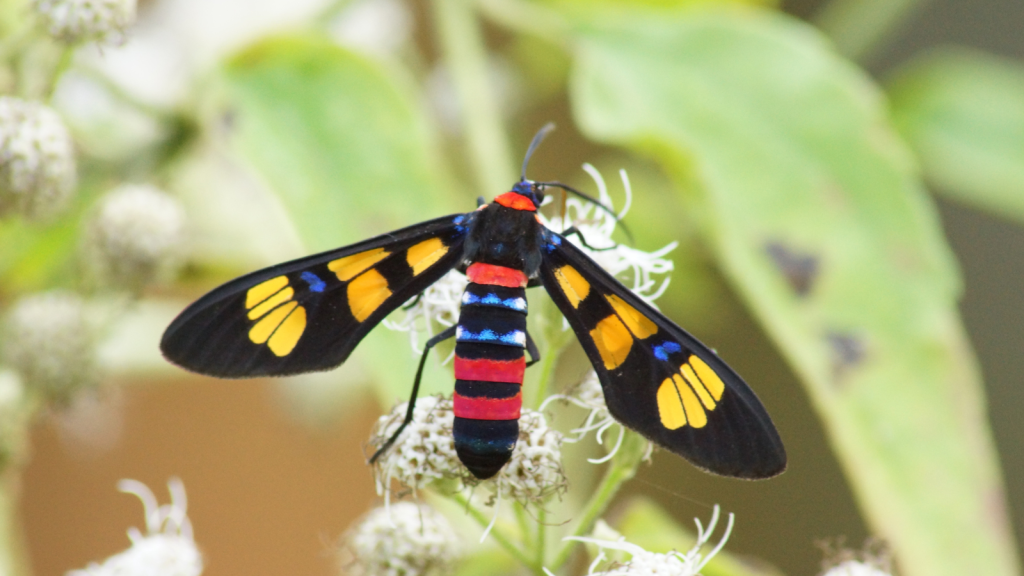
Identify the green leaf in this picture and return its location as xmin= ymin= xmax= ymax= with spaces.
xmin=222 ymin=34 xmax=459 ymax=252
xmin=568 ymin=7 xmax=1019 ymax=576
xmin=218 ymin=34 xmax=460 ymax=406
xmin=889 ymin=47 xmax=1024 ymax=224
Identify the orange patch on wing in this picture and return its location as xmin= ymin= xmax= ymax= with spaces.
xmin=347 ymin=269 xmax=391 ymax=321
xmin=589 ymin=315 xmax=633 ymax=370
xmin=604 ymin=294 xmax=657 ymax=338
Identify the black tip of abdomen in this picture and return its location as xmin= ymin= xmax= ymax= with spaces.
xmin=454 ymin=417 xmax=519 ymax=479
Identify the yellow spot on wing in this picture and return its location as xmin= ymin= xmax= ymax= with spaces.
xmin=658 ymin=375 xmax=688 ymax=429
xmin=329 ymin=248 xmax=389 ymax=281
xmin=680 ymin=379 xmax=707 ymax=428
xmin=249 ymin=301 xmax=298 ymax=345
xmin=604 ymin=294 xmax=657 ymax=339
xmin=406 ymin=238 xmax=448 ymax=276
xmin=589 ymin=315 xmax=632 ymax=370
xmin=682 ymin=363 xmax=716 ymax=410
xmin=659 ymin=368 xmax=708 ymax=428
xmin=246 ymin=276 xmax=288 ymax=309
xmin=247 ymin=286 xmax=294 ymax=320
xmin=348 ymin=269 xmax=391 ymax=321
xmin=657 ymin=373 xmax=708 ymax=429
xmin=554 ymin=265 xmax=590 ymax=308
xmin=690 ymin=355 xmax=725 ymax=400
xmin=268 ymin=306 xmax=306 ymax=356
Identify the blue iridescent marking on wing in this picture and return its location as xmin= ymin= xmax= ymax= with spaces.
xmin=453 ymin=214 xmax=467 ymax=233
xmin=301 ymin=271 xmax=326 ymax=293
xmin=543 ymin=229 xmax=563 ymax=253
xmin=652 ymin=341 xmax=682 ymax=361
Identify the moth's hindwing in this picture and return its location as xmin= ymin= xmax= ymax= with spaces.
xmin=539 ymin=233 xmax=786 ymax=479
xmin=161 ymin=214 xmax=472 ymax=377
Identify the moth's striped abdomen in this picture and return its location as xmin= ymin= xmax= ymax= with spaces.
xmin=452 ymin=263 xmax=528 ymax=479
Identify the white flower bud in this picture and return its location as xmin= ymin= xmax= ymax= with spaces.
xmin=33 ymin=0 xmax=136 ymax=44
xmin=0 ymin=97 xmax=76 ymax=220
xmin=84 ymin=184 xmax=186 ymax=289
xmin=342 ymin=502 xmax=460 ymax=576
xmin=2 ymin=291 xmax=97 ymax=401
xmin=67 ymin=478 xmax=202 ymax=576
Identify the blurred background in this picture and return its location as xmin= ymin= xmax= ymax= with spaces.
xmin=3 ymin=0 xmax=1022 ymax=575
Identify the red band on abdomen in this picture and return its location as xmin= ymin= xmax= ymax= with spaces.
xmin=454 ymin=392 xmax=522 ymax=420
xmin=454 ymin=356 xmax=526 ymax=383
xmin=494 ymin=192 xmax=537 ymax=212
xmin=466 ymin=263 xmax=527 ymax=288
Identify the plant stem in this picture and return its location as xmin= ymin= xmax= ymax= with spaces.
xmin=451 ymin=492 xmax=534 ymax=569
xmin=812 ymin=0 xmax=934 ymax=63
xmin=42 ymin=44 xmax=73 ymax=101
xmin=527 ymin=298 xmax=574 ymax=407
xmin=477 ymin=0 xmax=569 ymax=41
xmin=550 ymin=431 xmax=645 ymax=570
xmin=534 ymin=506 xmax=547 ymax=569
xmin=431 ymin=0 xmax=514 ymax=194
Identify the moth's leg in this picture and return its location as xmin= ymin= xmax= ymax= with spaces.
xmin=368 ymin=325 xmax=457 ymax=463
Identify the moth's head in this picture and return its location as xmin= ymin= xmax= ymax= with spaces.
xmin=514 ymin=180 xmax=545 ymax=204
xmin=493 ymin=180 xmax=542 ymax=212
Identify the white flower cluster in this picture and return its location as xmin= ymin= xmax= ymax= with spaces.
xmin=84 ymin=184 xmax=186 ymax=289
xmin=371 ymin=395 xmax=461 ymax=499
xmin=343 ymin=502 xmax=460 ymax=576
xmin=822 ymin=561 xmax=892 ymax=576
xmin=2 ymin=291 xmax=97 ymax=401
xmin=371 ymin=395 xmax=566 ymax=507
xmin=539 ymin=165 xmax=677 ymax=307
xmin=0 ymin=97 xmax=76 ymax=220
xmin=33 ymin=0 xmax=136 ymax=44
xmin=562 ymin=506 xmax=733 ymax=576
xmin=493 ymin=409 xmax=566 ymax=504
xmin=68 ymin=478 xmax=202 ymax=576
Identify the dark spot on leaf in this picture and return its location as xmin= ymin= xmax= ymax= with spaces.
xmin=827 ymin=331 xmax=867 ymax=383
xmin=765 ymin=241 xmax=820 ymax=296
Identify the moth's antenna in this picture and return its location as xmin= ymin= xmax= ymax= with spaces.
xmin=536 ymin=180 xmax=636 ymax=245
xmin=521 ymin=123 xmax=556 ymax=181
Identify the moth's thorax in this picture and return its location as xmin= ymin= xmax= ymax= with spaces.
xmin=461 ymin=202 xmax=545 ymax=277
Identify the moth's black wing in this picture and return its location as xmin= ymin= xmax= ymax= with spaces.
xmin=538 ymin=233 xmax=786 ymax=478
xmin=161 ymin=213 xmax=473 ymax=377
